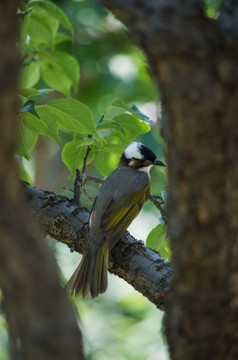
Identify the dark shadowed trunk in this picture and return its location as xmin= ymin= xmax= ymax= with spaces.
xmin=0 ymin=1 xmax=84 ymax=359
xmin=99 ymin=0 xmax=238 ymax=359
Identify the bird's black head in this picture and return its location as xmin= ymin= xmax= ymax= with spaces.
xmin=119 ymin=142 xmax=166 ymax=171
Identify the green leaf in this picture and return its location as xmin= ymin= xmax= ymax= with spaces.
xmin=18 ymin=88 xmax=54 ymax=98
xmin=28 ymin=9 xmax=58 ymax=45
xmin=112 ymin=99 xmax=153 ymax=123
xmin=37 ymin=88 xmax=54 ymax=96
xmin=19 ymin=100 xmax=40 ymax=118
xmin=35 ymin=105 xmax=61 ymax=145
xmin=74 ymin=137 xmax=95 ymax=147
xmin=94 ymin=150 xmax=119 ymax=176
xmin=47 ymin=98 xmax=98 ymax=137
xmin=40 ymin=0 xmax=74 ymax=36
xmin=62 ymin=140 xmax=85 ymax=174
xmin=19 ymin=88 xmax=41 ymax=98
xmin=129 ymin=104 xmax=153 ymax=124
xmin=17 ymin=121 xmax=38 ymax=160
xmin=99 ymin=111 xmax=150 ymax=142
xmin=62 ymin=139 xmax=95 ymax=175
xmin=19 ymin=111 xmax=51 ymax=138
xmin=112 ymin=114 xmax=150 ymax=142
xmin=97 ymin=122 xmax=125 ymax=135
xmin=159 ymin=237 xmax=171 ymax=261
xmin=112 ymin=99 xmax=131 ymax=113
xmin=27 ymin=0 xmax=74 ymax=36
xmin=19 ymin=11 xmax=30 ymax=50
xmin=95 ymin=143 xmax=124 ymax=155
xmin=20 ymin=61 xmax=40 ymax=88
xmin=54 ymin=32 xmax=72 ymax=44
xmin=17 ymin=162 xmax=32 ymax=184
xmin=146 ymin=224 xmax=167 ymax=252
xmin=102 ymin=105 xmax=123 ymax=122
xmin=39 ymin=51 xmax=79 ymax=96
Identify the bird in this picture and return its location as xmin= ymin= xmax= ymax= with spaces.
xmin=66 ymin=141 xmax=166 ymax=298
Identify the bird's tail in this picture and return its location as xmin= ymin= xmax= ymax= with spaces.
xmin=66 ymin=243 xmax=108 ymax=298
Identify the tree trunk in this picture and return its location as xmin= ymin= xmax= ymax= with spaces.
xmin=0 ymin=1 xmax=84 ymax=359
xmin=100 ymin=0 xmax=238 ymax=359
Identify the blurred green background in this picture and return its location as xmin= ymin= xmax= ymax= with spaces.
xmin=0 ymin=0 xmax=223 ymax=358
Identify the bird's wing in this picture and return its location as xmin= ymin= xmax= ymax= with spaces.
xmin=100 ymin=171 xmax=150 ymax=249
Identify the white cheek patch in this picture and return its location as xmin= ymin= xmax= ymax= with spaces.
xmin=124 ymin=142 xmax=143 ymax=160
xmin=129 ymin=159 xmax=135 ymax=167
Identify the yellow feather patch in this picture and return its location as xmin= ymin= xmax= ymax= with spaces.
xmin=101 ymin=185 xmax=150 ymax=249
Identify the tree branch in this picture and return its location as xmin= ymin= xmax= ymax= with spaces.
xmin=24 ymin=183 xmax=173 ymax=309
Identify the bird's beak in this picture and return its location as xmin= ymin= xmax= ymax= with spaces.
xmin=154 ymin=158 xmax=166 ymax=167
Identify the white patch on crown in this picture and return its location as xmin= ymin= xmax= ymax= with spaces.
xmin=124 ymin=142 xmax=143 ymax=160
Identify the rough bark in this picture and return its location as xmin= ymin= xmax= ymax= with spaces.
xmin=24 ymin=183 xmax=173 ymax=309
xmin=0 ymin=1 xmax=84 ymax=359
xmin=98 ymin=1 xmax=238 ymax=360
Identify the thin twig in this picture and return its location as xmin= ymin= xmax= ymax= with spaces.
xmin=82 ymin=134 xmax=93 ymax=173
xmin=17 ymin=8 xmax=33 ymax=19
xmin=150 ymin=194 xmax=164 ymax=202
xmin=63 ymin=185 xmax=95 ymax=201
xmin=62 ymin=186 xmax=74 ymax=193
xmin=97 ymin=114 xmax=104 ymax=126
xmin=82 ymin=146 xmax=91 ymax=173
xmin=82 ymin=188 xmax=95 ymax=201
xmin=149 ymin=194 xmax=167 ymax=224
xmin=21 ymin=56 xmax=37 ymax=67
xmin=73 ymin=169 xmax=82 ymax=206
xmin=81 ymin=173 xmax=104 ymax=185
